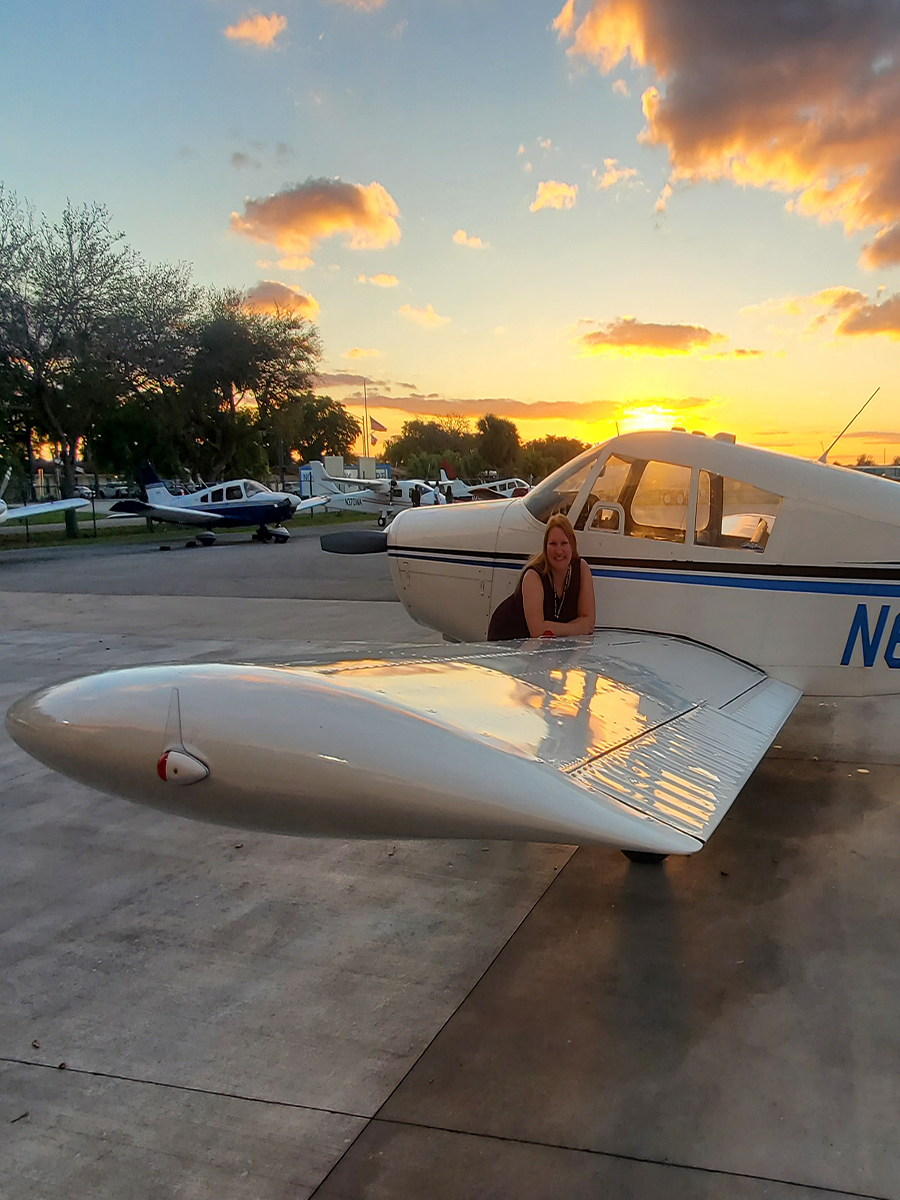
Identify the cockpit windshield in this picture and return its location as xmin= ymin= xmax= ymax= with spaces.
xmin=523 ymin=445 xmax=606 ymax=523
xmin=244 ymin=481 xmax=271 ymax=497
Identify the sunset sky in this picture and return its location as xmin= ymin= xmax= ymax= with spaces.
xmin=4 ymin=0 xmax=900 ymax=460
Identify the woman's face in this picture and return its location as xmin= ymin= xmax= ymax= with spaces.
xmin=546 ymin=526 xmax=573 ymax=572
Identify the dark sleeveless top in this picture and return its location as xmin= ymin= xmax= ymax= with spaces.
xmin=487 ymin=565 xmax=581 ymax=641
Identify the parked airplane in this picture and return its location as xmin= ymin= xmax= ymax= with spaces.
xmin=0 ymin=468 xmax=88 ymax=526
xmin=10 ymin=429 xmax=900 ymax=864
xmin=110 ymin=464 xmax=303 ymax=544
xmin=303 ymin=460 xmax=445 ymax=525
xmin=439 ymin=469 xmax=531 ymax=501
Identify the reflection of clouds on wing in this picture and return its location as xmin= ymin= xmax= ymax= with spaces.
xmin=555 ymin=0 xmax=900 ymax=265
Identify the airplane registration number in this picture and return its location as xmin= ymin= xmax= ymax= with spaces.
xmin=842 ymin=603 xmax=900 ymax=667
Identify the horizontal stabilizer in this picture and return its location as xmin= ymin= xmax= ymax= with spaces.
xmin=110 ymin=499 xmax=223 ymax=526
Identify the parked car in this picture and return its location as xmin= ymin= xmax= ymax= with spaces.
xmin=96 ymin=480 xmax=131 ymax=499
xmin=74 ymin=485 xmax=95 ymax=500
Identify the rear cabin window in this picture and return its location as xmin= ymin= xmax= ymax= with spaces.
xmin=225 ymin=485 xmax=243 ymax=501
xmin=200 ymin=494 xmax=209 ymax=504
xmin=210 ymin=488 xmax=223 ymax=502
xmin=695 ymin=472 xmax=782 ymax=552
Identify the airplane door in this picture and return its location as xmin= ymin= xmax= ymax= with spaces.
xmin=571 ymin=456 xmax=697 ymax=636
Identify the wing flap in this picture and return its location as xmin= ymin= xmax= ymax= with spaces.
xmin=566 ymin=677 xmax=799 ymax=842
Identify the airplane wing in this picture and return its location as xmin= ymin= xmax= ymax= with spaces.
xmin=2 ymin=498 xmax=88 ymax=521
xmin=8 ymin=632 xmax=800 ymax=857
xmin=293 ymin=494 xmax=334 ymax=513
xmin=109 ymin=499 xmax=225 ymax=526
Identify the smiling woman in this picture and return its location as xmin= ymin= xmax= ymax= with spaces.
xmin=488 ymin=513 xmax=596 ymax=640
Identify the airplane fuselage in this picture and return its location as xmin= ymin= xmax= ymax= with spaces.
xmin=387 ymin=431 xmax=900 ymax=706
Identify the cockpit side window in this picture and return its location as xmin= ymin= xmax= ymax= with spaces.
xmin=626 ymin=460 xmax=692 ymax=543
xmin=572 ymin=455 xmax=634 ymax=530
xmin=695 ymin=472 xmax=782 ymax=551
xmin=523 ymin=445 xmax=606 ymax=523
xmin=225 ymin=485 xmax=243 ymax=501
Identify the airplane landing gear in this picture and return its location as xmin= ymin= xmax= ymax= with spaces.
xmin=254 ymin=525 xmax=289 ymax=544
xmin=377 ymin=512 xmax=388 ymax=528
xmin=197 ymin=531 xmax=216 ymax=547
xmin=622 ymin=850 xmax=668 ymax=865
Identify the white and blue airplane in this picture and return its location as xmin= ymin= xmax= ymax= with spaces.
xmin=8 ymin=428 xmax=900 ymax=864
xmin=0 ymin=468 xmax=88 ymax=526
xmin=110 ymin=464 xmax=305 ymax=544
xmin=302 ymin=460 xmax=445 ymax=526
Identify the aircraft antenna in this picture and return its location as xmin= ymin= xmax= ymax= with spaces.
xmin=819 ymin=386 xmax=880 ymax=463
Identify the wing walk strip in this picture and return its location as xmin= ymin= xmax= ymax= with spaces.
xmin=564 ymin=679 xmax=801 ymax=842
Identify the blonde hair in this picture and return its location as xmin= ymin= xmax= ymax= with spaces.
xmin=524 ymin=513 xmax=580 ymax=579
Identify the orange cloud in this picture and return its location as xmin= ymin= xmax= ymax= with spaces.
xmin=744 ymin=284 xmax=900 ymax=339
xmin=224 ymin=12 xmax=287 ymax=47
xmin=277 ymin=254 xmax=314 ymax=271
xmin=358 ymin=272 xmax=399 ymax=287
xmin=243 ymin=280 xmax=319 ymax=318
xmin=452 ymin=228 xmax=487 ymax=249
xmin=399 ymin=303 xmax=450 ymax=328
xmin=342 ymin=347 xmax=380 ymax=359
xmin=327 ymin=0 xmax=386 ymax=8
xmin=593 ymin=157 xmax=638 ymax=188
xmin=555 ymin=0 xmax=900 ymax=265
xmin=530 ymin=180 xmax=578 ymax=211
xmin=578 ymin=316 xmax=727 ymax=355
xmin=231 ymin=179 xmax=401 ymax=262
xmin=837 ymin=293 xmax=900 ymax=338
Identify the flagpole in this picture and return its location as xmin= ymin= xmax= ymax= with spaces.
xmin=363 ymin=378 xmax=370 ymax=459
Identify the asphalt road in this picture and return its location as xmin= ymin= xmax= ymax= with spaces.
xmin=3 ymin=535 xmax=900 ymax=1198
xmin=0 ymin=521 xmax=398 ymax=601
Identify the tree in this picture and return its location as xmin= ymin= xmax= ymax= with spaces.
xmin=276 ymin=395 xmax=361 ymax=463
xmin=520 ymin=435 xmax=588 ymax=482
xmin=856 ymin=453 xmax=875 ymax=466
xmin=0 ymin=196 xmax=144 ymax=534
xmin=476 ymin=414 xmax=520 ymax=475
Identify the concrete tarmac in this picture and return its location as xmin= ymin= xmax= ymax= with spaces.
xmin=2 ymin=530 xmax=900 ymax=1198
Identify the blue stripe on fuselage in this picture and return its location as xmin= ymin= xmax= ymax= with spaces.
xmin=387 ymin=548 xmax=900 ymax=598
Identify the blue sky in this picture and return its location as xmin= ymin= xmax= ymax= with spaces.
xmin=4 ymin=1 xmax=900 ymax=456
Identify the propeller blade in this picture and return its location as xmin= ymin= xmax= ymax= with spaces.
xmin=320 ymin=530 xmax=388 ymax=555
xmin=0 ymin=468 xmax=10 ymax=499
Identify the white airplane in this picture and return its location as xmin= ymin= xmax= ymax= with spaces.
xmin=0 ymin=468 xmax=88 ymax=526
xmin=302 ymin=460 xmax=445 ymax=526
xmin=8 ymin=429 xmax=900 ymax=864
xmin=439 ymin=469 xmax=531 ymax=501
xmin=110 ymin=464 xmax=304 ymax=544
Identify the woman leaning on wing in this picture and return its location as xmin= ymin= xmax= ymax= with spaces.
xmin=487 ymin=513 xmax=596 ymax=640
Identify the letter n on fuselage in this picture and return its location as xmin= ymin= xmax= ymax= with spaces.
xmin=841 ymin=603 xmax=890 ymax=666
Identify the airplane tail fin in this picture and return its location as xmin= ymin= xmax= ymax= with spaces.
xmin=139 ymin=462 xmax=169 ymax=500
xmin=308 ymin=461 xmax=341 ymax=494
